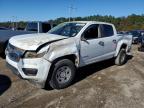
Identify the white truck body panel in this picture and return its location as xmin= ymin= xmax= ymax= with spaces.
xmin=9 ymin=33 xmax=67 ymax=50
xmin=6 ymin=21 xmax=132 ymax=88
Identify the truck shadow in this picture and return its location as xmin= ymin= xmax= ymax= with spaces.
xmin=0 ymin=74 xmax=11 ymax=95
xmin=45 ymin=55 xmax=133 ymax=90
xmin=0 ymin=53 xmax=6 ymax=59
xmin=74 ymin=59 xmax=115 ymax=83
xmin=74 ymin=55 xmax=133 ymax=85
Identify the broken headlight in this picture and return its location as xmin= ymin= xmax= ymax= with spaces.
xmin=24 ymin=51 xmax=46 ymax=58
xmin=24 ymin=45 xmax=50 ymax=58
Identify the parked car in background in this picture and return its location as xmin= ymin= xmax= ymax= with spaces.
xmin=0 ymin=27 xmax=10 ymax=30
xmin=118 ymin=31 xmax=129 ymax=35
xmin=128 ymin=30 xmax=142 ymax=44
xmin=137 ymin=30 xmax=144 ymax=42
xmin=25 ymin=22 xmax=52 ymax=33
xmin=138 ymin=31 xmax=144 ymax=51
xmin=6 ymin=21 xmax=132 ymax=89
xmin=0 ymin=22 xmax=53 ymax=55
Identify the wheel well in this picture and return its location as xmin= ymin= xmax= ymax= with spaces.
xmin=120 ymin=44 xmax=127 ymax=50
xmin=52 ymin=55 xmax=77 ymax=66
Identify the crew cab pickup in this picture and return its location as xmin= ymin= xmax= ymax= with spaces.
xmin=0 ymin=22 xmax=53 ymax=54
xmin=6 ymin=21 xmax=132 ymax=89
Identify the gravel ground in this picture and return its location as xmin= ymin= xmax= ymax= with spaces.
xmin=0 ymin=45 xmax=144 ymax=108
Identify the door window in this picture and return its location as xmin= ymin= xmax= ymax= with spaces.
xmin=83 ymin=24 xmax=99 ymax=40
xmin=100 ymin=24 xmax=114 ymax=37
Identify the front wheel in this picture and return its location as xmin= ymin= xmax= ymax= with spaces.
xmin=49 ymin=59 xmax=76 ymax=89
xmin=115 ymin=49 xmax=127 ymax=66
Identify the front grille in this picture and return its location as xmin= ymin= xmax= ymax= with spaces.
xmin=7 ymin=43 xmax=25 ymax=62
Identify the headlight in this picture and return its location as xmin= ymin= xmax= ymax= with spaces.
xmin=24 ymin=51 xmax=46 ymax=58
xmin=24 ymin=45 xmax=50 ymax=58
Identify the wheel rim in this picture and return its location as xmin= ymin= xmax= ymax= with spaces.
xmin=120 ymin=52 xmax=126 ymax=63
xmin=56 ymin=66 xmax=72 ymax=84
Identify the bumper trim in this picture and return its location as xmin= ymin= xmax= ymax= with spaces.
xmin=6 ymin=62 xmax=22 ymax=79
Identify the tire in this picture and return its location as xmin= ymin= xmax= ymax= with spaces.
xmin=115 ymin=49 xmax=127 ymax=66
xmin=49 ymin=59 xmax=76 ymax=89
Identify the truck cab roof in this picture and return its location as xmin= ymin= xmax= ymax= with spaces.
xmin=66 ymin=21 xmax=114 ymax=25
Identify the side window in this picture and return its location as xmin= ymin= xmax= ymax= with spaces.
xmin=101 ymin=24 xmax=114 ymax=37
xmin=42 ymin=23 xmax=51 ymax=33
xmin=83 ymin=24 xmax=99 ymax=40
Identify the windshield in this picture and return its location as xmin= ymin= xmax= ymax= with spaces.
xmin=48 ymin=22 xmax=86 ymax=37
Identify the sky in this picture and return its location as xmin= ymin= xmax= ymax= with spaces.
xmin=0 ymin=0 xmax=144 ymax=22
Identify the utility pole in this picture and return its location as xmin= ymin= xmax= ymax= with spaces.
xmin=12 ymin=16 xmax=17 ymax=30
xmin=69 ymin=3 xmax=77 ymax=22
xmin=12 ymin=16 xmax=15 ymax=30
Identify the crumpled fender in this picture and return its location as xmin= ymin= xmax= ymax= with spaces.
xmin=44 ymin=38 xmax=80 ymax=67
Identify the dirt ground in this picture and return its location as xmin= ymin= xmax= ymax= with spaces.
xmin=0 ymin=45 xmax=144 ymax=108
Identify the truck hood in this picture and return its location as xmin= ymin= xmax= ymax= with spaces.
xmin=9 ymin=33 xmax=67 ymax=50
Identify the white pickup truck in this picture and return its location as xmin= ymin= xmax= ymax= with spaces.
xmin=6 ymin=21 xmax=132 ymax=89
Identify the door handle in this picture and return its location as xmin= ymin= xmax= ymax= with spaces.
xmin=98 ymin=41 xmax=104 ymax=46
xmin=113 ymin=39 xmax=117 ymax=43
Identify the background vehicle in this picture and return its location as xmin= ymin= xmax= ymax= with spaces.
xmin=128 ymin=30 xmax=142 ymax=44
xmin=0 ymin=22 xmax=53 ymax=55
xmin=118 ymin=31 xmax=129 ymax=35
xmin=6 ymin=21 xmax=132 ymax=89
xmin=0 ymin=27 xmax=10 ymax=30
xmin=138 ymin=31 xmax=144 ymax=51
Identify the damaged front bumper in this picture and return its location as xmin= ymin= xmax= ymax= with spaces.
xmin=6 ymin=55 xmax=52 ymax=88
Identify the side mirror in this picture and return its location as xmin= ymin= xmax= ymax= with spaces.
xmin=81 ymin=34 xmax=87 ymax=41
xmin=81 ymin=34 xmax=89 ymax=44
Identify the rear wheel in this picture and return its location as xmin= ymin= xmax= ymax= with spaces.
xmin=115 ymin=49 xmax=127 ymax=66
xmin=49 ymin=59 xmax=76 ymax=89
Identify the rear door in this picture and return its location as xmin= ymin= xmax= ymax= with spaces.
xmin=99 ymin=24 xmax=117 ymax=58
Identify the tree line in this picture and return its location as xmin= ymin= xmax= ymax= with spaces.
xmin=0 ymin=14 xmax=144 ymax=31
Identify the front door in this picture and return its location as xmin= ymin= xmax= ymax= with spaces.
xmin=80 ymin=24 xmax=105 ymax=65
